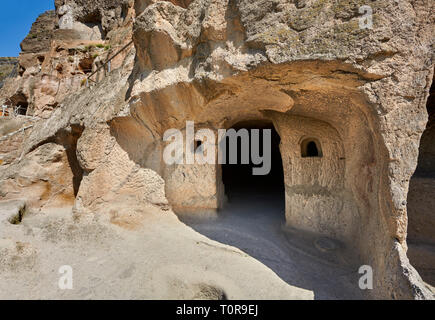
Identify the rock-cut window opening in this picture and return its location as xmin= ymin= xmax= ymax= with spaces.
xmin=301 ymin=138 xmax=322 ymax=158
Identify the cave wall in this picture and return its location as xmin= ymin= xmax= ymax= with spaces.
xmin=408 ymin=79 xmax=435 ymax=245
xmin=162 ymin=125 xmax=224 ymax=216
xmin=1 ymin=0 xmax=433 ymax=299
xmin=406 ymin=75 xmax=435 ymax=286
xmin=272 ymin=114 xmax=352 ymax=241
xmin=0 ymin=126 xmax=84 ymax=211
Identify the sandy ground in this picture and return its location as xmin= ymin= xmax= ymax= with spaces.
xmin=0 ymin=203 xmax=313 ymax=300
xmin=182 ymin=188 xmax=366 ymax=300
xmin=0 ymin=188 xmax=366 ymax=300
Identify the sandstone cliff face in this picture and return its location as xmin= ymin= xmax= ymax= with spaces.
xmin=1 ymin=10 xmax=58 ymax=117
xmin=55 ymin=0 xmax=131 ymax=38
xmin=0 ymin=1 xmax=134 ymax=118
xmin=126 ymin=0 xmax=434 ymax=299
xmin=0 ymin=0 xmax=434 ymax=299
xmin=20 ymin=11 xmax=57 ymax=54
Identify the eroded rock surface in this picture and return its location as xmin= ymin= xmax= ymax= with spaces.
xmin=0 ymin=0 xmax=434 ymax=300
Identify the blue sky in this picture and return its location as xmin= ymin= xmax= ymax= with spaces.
xmin=0 ymin=0 xmax=55 ymax=57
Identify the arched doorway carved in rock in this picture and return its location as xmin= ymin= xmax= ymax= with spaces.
xmin=218 ymin=120 xmax=286 ymax=223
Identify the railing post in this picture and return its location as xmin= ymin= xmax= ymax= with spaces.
xmin=86 ymin=40 xmax=133 ymax=84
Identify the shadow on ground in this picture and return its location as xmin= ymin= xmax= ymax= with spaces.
xmin=181 ymin=186 xmax=366 ymax=300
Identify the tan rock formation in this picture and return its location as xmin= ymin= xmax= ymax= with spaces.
xmin=0 ymin=0 xmax=434 ymax=300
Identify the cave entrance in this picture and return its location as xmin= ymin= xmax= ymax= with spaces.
xmin=221 ymin=120 xmax=285 ymax=217
xmin=407 ymin=73 xmax=435 ymax=286
xmin=16 ymin=102 xmax=28 ymax=116
xmin=7 ymin=93 xmax=28 ymax=116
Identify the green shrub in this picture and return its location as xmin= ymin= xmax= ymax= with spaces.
xmin=82 ymin=45 xmax=96 ymax=52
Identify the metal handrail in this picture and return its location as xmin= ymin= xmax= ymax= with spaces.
xmin=0 ymin=125 xmax=34 ymax=142
xmin=85 ymin=40 xmax=134 ymax=85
